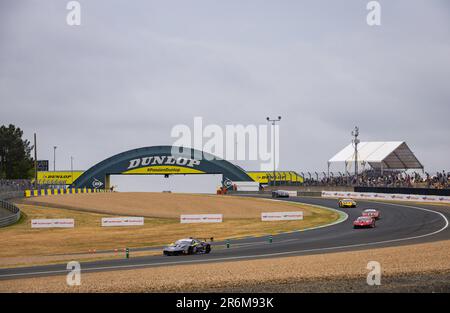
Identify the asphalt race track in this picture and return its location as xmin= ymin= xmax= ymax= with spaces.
xmin=0 ymin=196 xmax=448 ymax=280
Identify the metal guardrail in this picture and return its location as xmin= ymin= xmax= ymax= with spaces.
xmin=0 ymin=199 xmax=21 ymax=228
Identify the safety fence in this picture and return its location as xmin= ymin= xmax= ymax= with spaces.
xmin=322 ymin=191 xmax=450 ymax=204
xmin=24 ymin=188 xmax=109 ymax=198
xmin=0 ymin=191 xmax=24 ymax=200
xmin=355 ymin=186 xmax=450 ymax=196
xmin=0 ymin=199 xmax=21 ymax=228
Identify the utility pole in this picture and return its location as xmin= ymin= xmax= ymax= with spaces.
xmin=266 ymin=116 xmax=281 ymax=186
xmin=34 ymin=133 xmax=38 ymax=189
xmin=351 ymin=126 xmax=360 ymax=180
xmin=53 ymin=146 xmax=57 ymax=171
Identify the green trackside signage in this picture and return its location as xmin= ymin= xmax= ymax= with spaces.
xmin=71 ymin=146 xmax=253 ymax=189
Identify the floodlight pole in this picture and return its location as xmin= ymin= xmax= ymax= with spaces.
xmin=34 ymin=133 xmax=38 ymax=189
xmin=266 ymin=116 xmax=281 ymax=186
xmin=351 ymin=126 xmax=360 ymax=181
xmin=71 ymin=156 xmax=74 ymax=184
xmin=53 ymin=146 xmax=57 ymax=171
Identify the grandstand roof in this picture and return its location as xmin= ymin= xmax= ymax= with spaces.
xmin=328 ymin=141 xmax=423 ymax=170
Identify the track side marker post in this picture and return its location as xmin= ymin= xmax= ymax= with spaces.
xmin=125 ymin=247 xmax=129 ymax=259
xmin=226 ymin=239 xmax=230 ymax=249
xmin=269 ymin=235 xmax=273 ymax=244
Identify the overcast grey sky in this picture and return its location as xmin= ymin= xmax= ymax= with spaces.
xmin=1 ymin=1 xmax=449 ymax=189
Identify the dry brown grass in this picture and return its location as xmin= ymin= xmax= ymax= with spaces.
xmin=0 ymin=194 xmax=338 ymax=266
xmin=20 ymin=192 xmax=316 ymax=218
xmin=0 ymin=249 xmax=161 ymax=269
xmin=1 ymin=239 xmax=449 ymax=292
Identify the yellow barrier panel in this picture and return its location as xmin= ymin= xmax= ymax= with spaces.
xmin=77 ymin=188 xmax=81 ymax=194
xmin=40 ymin=190 xmax=45 ymax=196
xmin=25 ymin=190 xmax=31 ymax=197
xmin=33 ymin=190 xmax=38 ymax=196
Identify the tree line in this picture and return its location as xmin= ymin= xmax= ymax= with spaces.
xmin=0 ymin=124 xmax=34 ymax=179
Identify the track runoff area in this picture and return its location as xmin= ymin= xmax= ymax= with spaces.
xmin=0 ymin=195 xmax=448 ymax=280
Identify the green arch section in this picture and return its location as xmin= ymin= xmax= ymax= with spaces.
xmin=71 ymin=146 xmax=253 ymax=189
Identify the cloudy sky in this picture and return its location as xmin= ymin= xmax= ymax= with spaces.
xmin=1 ymin=1 xmax=449 ymax=191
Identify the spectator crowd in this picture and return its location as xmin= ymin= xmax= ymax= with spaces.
xmin=0 ymin=179 xmax=34 ymax=192
xmin=302 ymin=170 xmax=449 ymax=189
xmin=0 ymin=179 xmax=67 ymax=192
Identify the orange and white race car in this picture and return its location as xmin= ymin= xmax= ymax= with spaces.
xmin=362 ymin=209 xmax=380 ymax=220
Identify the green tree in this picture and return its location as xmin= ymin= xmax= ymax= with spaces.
xmin=0 ymin=124 xmax=34 ymax=179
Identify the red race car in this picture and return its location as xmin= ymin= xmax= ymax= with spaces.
xmin=353 ymin=216 xmax=376 ymax=229
xmin=362 ymin=209 xmax=380 ymax=220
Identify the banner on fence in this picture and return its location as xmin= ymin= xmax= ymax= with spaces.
xmin=101 ymin=217 xmax=144 ymax=227
xmin=31 ymin=219 xmax=74 ymax=228
xmin=321 ymin=191 xmax=450 ymax=203
xmin=180 ymin=214 xmax=223 ymax=223
xmin=261 ymin=211 xmax=303 ymax=221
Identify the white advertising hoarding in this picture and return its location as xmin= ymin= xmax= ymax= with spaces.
xmin=180 ymin=214 xmax=223 ymax=223
xmin=31 ymin=219 xmax=74 ymax=228
xmin=272 ymin=190 xmax=297 ymax=197
xmin=101 ymin=217 xmax=144 ymax=227
xmin=321 ymin=191 xmax=450 ymax=203
xmin=285 ymin=190 xmax=298 ymax=197
xmin=233 ymin=182 xmax=260 ymax=192
xmin=261 ymin=211 xmax=303 ymax=221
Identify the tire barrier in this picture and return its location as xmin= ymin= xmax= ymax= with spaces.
xmin=0 ymin=199 xmax=21 ymax=228
xmin=24 ymin=188 xmax=109 ymax=198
